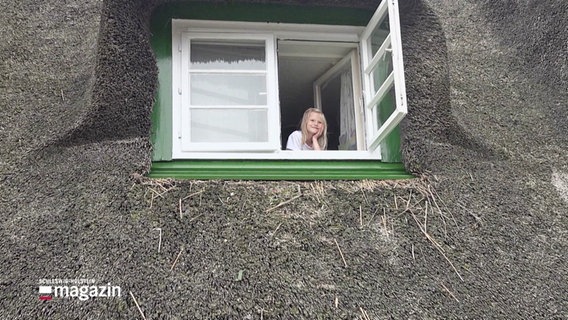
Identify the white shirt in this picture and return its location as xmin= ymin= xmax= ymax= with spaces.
xmin=286 ymin=130 xmax=313 ymax=150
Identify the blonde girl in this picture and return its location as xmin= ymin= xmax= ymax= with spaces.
xmin=286 ymin=108 xmax=328 ymax=150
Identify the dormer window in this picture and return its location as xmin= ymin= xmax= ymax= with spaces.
xmin=150 ymin=0 xmax=411 ymax=179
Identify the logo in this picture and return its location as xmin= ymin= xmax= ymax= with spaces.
xmin=39 ymin=286 xmax=52 ymax=301
xmin=38 ymin=278 xmax=122 ymax=301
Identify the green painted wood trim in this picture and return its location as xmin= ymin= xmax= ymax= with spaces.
xmin=150 ymin=6 xmax=173 ymax=161
xmin=151 ymin=2 xmax=374 ymax=26
xmin=149 ymin=160 xmax=413 ymax=180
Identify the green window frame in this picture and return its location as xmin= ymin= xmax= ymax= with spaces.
xmin=149 ymin=1 xmax=412 ymax=180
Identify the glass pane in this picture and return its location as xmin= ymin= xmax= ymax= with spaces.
xmin=376 ymin=85 xmax=396 ymax=128
xmin=190 ymin=109 xmax=268 ymax=143
xmin=371 ymin=49 xmax=393 ymax=94
xmin=370 ymin=13 xmax=390 ymax=56
xmin=190 ymin=74 xmax=267 ymax=106
xmin=190 ymin=39 xmax=266 ymax=70
xmin=376 ymin=85 xmax=401 ymax=161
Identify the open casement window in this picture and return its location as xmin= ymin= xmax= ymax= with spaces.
xmin=154 ymin=0 xmax=412 ymax=179
xmin=171 ymin=0 xmax=406 ymax=160
xmin=360 ymin=0 xmax=408 ymax=152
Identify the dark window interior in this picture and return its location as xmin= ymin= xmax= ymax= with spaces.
xmin=277 ymin=41 xmax=354 ymax=150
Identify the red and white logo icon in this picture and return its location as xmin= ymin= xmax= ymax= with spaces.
xmin=39 ymin=286 xmax=52 ymax=301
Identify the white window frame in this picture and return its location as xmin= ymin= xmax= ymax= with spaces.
xmin=179 ymin=33 xmax=279 ymax=152
xmin=171 ymin=0 xmax=406 ymax=160
xmin=360 ymin=0 xmax=408 ymax=151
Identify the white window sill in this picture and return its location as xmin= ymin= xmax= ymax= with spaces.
xmin=172 ymin=150 xmax=381 ymax=160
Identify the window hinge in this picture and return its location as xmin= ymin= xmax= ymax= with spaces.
xmin=178 ymin=88 xmax=182 ymax=95
xmin=178 ymin=43 xmax=182 ymax=52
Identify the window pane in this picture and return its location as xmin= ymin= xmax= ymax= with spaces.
xmin=372 ymin=50 xmax=393 ymax=94
xmin=190 ymin=109 xmax=268 ymax=143
xmin=376 ymin=85 xmax=396 ymax=128
xmin=190 ymin=74 xmax=267 ymax=106
xmin=370 ymin=14 xmax=389 ymax=56
xmin=190 ymin=39 xmax=266 ymax=70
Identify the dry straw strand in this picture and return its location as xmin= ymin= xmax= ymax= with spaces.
xmin=441 ymin=282 xmax=460 ymax=302
xmin=359 ymin=307 xmax=371 ymax=320
xmin=266 ymin=193 xmax=302 ymax=213
xmin=153 ymin=228 xmax=162 ymax=253
xmin=411 ymin=212 xmax=463 ymax=281
xmin=334 ymin=238 xmax=348 ymax=268
xmin=170 ymin=247 xmax=184 ymax=271
xmin=189 ymin=213 xmax=204 ymax=222
xmin=182 ymin=190 xmax=204 ymax=201
xmin=129 ymin=291 xmax=147 ymax=320
xmin=271 ymin=222 xmax=283 ymax=238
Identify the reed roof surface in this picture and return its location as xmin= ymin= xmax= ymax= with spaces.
xmin=0 ymin=0 xmax=566 ymax=318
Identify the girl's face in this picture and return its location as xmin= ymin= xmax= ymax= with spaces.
xmin=306 ymin=112 xmax=324 ymax=134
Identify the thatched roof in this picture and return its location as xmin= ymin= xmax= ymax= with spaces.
xmin=1 ymin=0 xmax=567 ymax=318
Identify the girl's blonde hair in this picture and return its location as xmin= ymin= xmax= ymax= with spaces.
xmin=300 ymin=108 xmax=328 ymax=150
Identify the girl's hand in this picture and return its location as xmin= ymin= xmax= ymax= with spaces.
xmin=313 ymin=126 xmax=323 ymax=139
xmin=312 ymin=127 xmax=323 ymax=150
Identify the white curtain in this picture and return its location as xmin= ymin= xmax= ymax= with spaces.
xmin=339 ymin=69 xmax=357 ymax=150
